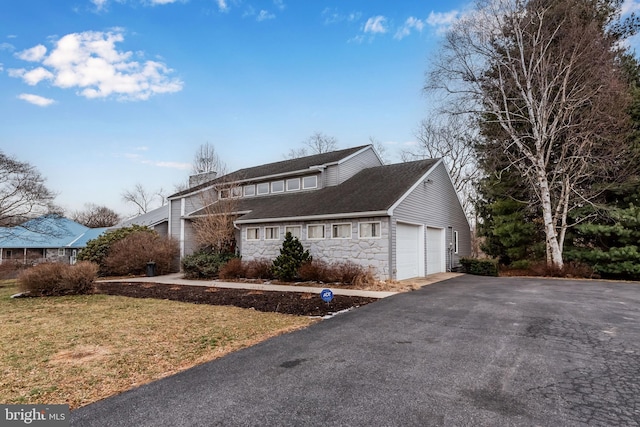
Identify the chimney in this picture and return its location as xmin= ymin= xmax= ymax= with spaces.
xmin=189 ymin=171 xmax=217 ymax=188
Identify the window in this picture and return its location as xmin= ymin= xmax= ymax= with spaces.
xmin=257 ymin=183 xmax=270 ymax=195
xmin=231 ymin=187 xmax=242 ymax=198
xmin=286 ymin=178 xmax=300 ymax=191
xmin=284 ymin=226 xmax=301 ymax=239
xmin=265 ymin=226 xmax=280 ymax=240
xmin=303 ymin=175 xmax=317 ymax=189
xmin=359 ymin=222 xmax=381 ymax=238
xmin=219 ymin=188 xmax=230 ymax=199
xmin=307 ymin=224 xmax=325 ymax=239
xmin=6 ymin=250 xmax=12 ymax=258
xmin=453 ymin=231 xmax=459 ymax=254
xmin=244 ymin=185 xmax=256 ymax=197
xmin=332 ymin=223 xmax=352 ymax=239
xmin=271 ymin=181 xmax=284 ymax=193
xmin=247 ymin=227 xmax=260 ymax=240
xmin=58 ymin=248 xmax=65 ymax=256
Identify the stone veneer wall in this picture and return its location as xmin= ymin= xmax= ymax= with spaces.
xmin=240 ymin=217 xmax=390 ymax=280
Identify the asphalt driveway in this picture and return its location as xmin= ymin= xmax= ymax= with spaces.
xmin=71 ymin=275 xmax=640 ymax=426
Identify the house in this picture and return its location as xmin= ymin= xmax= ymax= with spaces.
xmin=0 ymin=215 xmax=108 ymax=265
xmin=167 ymin=144 xmax=470 ymax=280
xmin=115 ymin=205 xmax=170 ymax=237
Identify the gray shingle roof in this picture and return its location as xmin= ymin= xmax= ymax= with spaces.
xmin=188 ymin=159 xmax=440 ymax=222
xmin=170 ymin=145 xmax=370 ymax=198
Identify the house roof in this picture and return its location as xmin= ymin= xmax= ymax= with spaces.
xmin=170 ymin=145 xmax=371 ymax=199
xmin=188 ymin=158 xmax=440 ymax=223
xmin=115 ymin=205 xmax=169 ymax=229
xmin=0 ymin=215 xmax=108 ymax=249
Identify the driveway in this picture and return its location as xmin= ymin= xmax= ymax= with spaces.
xmin=71 ymin=275 xmax=640 ymax=426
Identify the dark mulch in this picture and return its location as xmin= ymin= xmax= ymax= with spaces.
xmin=93 ymin=281 xmax=377 ymax=316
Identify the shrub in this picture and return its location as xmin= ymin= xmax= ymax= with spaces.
xmin=102 ymin=232 xmax=179 ymax=276
xmin=529 ymin=261 xmax=595 ymax=279
xmin=0 ymin=261 xmax=29 ymax=280
xmin=218 ymin=258 xmax=245 ymax=279
xmin=244 ymin=259 xmax=273 ymax=279
xmin=298 ymin=259 xmax=377 ymax=286
xmin=509 ymin=260 xmax=531 ymax=270
xmin=298 ymin=260 xmax=330 ymax=282
xmin=272 ymin=233 xmax=311 ymax=281
xmin=17 ymin=261 xmax=98 ymax=296
xmin=460 ymin=258 xmax=499 ymax=276
xmin=182 ymin=249 xmax=237 ymax=279
xmin=77 ymin=225 xmax=154 ymax=275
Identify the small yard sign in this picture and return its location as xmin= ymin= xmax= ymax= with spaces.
xmin=320 ymin=289 xmax=334 ymax=303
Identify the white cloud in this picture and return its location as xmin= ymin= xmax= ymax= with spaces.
xmin=10 ymin=30 xmax=183 ymax=101
xmin=426 ymin=10 xmax=459 ymax=27
xmin=17 ymin=93 xmax=55 ymax=107
xmin=0 ymin=63 xmax=3 ymax=72
xmin=273 ymin=0 xmax=285 ymax=11
xmin=16 ymin=44 xmax=47 ymax=61
xmin=364 ymin=16 xmax=387 ymax=34
xmin=322 ymin=8 xmax=361 ymax=25
xmin=216 ymin=0 xmax=229 ymax=12
xmin=257 ymin=10 xmax=275 ymax=21
xmin=91 ymin=0 xmax=109 ymax=11
xmin=0 ymin=42 xmax=15 ymax=51
xmin=150 ymin=161 xmax=191 ymax=170
xmin=621 ymin=0 xmax=640 ymax=15
xmin=149 ymin=0 xmax=180 ymax=4
xmin=394 ymin=16 xmax=425 ymax=40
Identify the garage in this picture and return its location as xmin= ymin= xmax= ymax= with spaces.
xmin=426 ymin=227 xmax=445 ymax=274
xmin=396 ymin=223 xmax=424 ymax=280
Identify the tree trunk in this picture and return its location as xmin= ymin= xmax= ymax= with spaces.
xmin=537 ymin=167 xmax=564 ymax=270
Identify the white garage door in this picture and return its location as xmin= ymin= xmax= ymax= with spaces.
xmin=426 ymin=227 xmax=445 ymax=274
xmin=396 ymin=223 xmax=422 ymax=280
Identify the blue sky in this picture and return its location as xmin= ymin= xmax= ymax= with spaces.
xmin=2 ymin=0 xmax=639 ymax=218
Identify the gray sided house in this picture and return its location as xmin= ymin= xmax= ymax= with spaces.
xmin=168 ymin=145 xmax=471 ymax=280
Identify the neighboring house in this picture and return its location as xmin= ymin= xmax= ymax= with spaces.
xmin=115 ymin=205 xmax=170 ymax=237
xmin=0 ymin=215 xmax=108 ymax=265
xmin=168 ymin=144 xmax=471 ymax=280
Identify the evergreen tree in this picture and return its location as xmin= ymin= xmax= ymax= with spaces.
xmin=272 ymin=232 xmax=311 ymax=281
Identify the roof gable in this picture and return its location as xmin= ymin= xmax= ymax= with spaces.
xmin=170 ymin=145 xmax=371 ymax=199
xmin=188 ymin=158 xmax=440 ymax=222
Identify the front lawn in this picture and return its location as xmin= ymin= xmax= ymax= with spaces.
xmin=0 ymin=280 xmax=315 ymax=409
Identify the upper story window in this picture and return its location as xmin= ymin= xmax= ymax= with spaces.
xmin=257 ymin=182 xmax=270 ymax=195
xmin=244 ymin=184 xmax=256 ymax=197
xmin=359 ymin=222 xmax=381 ymax=239
xmin=286 ymin=178 xmax=300 ymax=191
xmin=271 ymin=181 xmax=284 ymax=193
xmin=332 ymin=223 xmax=352 ymax=239
xmin=231 ymin=187 xmax=242 ymax=198
xmin=303 ymin=175 xmax=317 ymax=189
xmin=219 ymin=188 xmax=230 ymax=199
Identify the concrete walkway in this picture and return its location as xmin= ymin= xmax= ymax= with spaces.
xmin=98 ymin=272 xmax=462 ymax=299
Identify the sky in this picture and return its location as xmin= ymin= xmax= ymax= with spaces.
xmin=2 ymin=0 xmax=640 ymax=218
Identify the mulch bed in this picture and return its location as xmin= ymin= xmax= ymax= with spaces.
xmin=93 ymin=281 xmax=377 ymax=317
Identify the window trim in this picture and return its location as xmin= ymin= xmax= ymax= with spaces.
xmin=331 ymin=222 xmax=352 ymax=239
xmin=286 ymin=178 xmax=301 ymax=192
xmin=58 ymin=248 xmax=66 ymax=256
xmin=246 ymin=227 xmax=260 ymax=241
xmin=257 ymin=182 xmax=270 ymax=195
xmin=358 ymin=221 xmax=382 ymax=239
xmin=244 ymin=184 xmax=256 ymax=197
xmin=271 ymin=180 xmax=285 ymax=193
xmin=302 ymin=175 xmax=318 ymax=189
xmin=264 ymin=226 xmax=280 ymax=240
xmin=307 ymin=224 xmax=325 ymax=240
xmin=454 ymin=230 xmax=459 ymax=254
xmin=284 ymin=225 xmax=302 ymax=240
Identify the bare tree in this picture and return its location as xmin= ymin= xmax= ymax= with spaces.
xmin=401 ymin=115 xmax=479 ymax=216
xmin=287 ymin=132 xmax=339 ymax=159
xmin=72 ymin=203 xmax=121 ymax=228
xmin=426 ymin=0 xmax=634 ymax=269
xmin=192 ymin=142 xmax=226 ymax=175
xmin=121 ymin=183 xmax=164 ymax=215
xmin=368 ymin=136 xmax=389 ymax=164
xmin=0 ymin=151 xmax=57 ymax=227
xmin=191 ymin=181 xmax=241 ymax=253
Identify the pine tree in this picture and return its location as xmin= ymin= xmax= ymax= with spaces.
xmin=272 ymin=232 xmax=311 ymax=281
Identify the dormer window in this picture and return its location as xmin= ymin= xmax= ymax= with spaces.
xmin=286 ymin=178 xmax=300 ymax=191
xmin=303 ymin=175 xmax=317 ymax=189
xmin=244 ymin=185 xmax=256 ymax=196
xmin=271 ymin=180 xmax=284 ymax=193
xmin=257 ymin=183 xmax=269 ymax=195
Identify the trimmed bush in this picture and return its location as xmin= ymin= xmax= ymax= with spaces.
xmin=0 ymin=261 xmax=29 ymax=280
xmin=17 ymin=261 xmax=98 ymax=296
xmin=244 ymin=259 xmax=273 ymax=279
xmin=298 ymin=259 xmax=377 ymax=286
xmin=77 ymin=225 xmax=154 ymax=275
xmin=272 ymin=233 xmax=311 ymax=281
xmin=182 ymin=249 xmax=237 ymax=279
xmin=102 ymin=232 xmax=179 ymax=276
xmin=218 ymin=258 xmax=245 ymax=279
xmin=460 ymin=258 xmax=499 ymax=276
